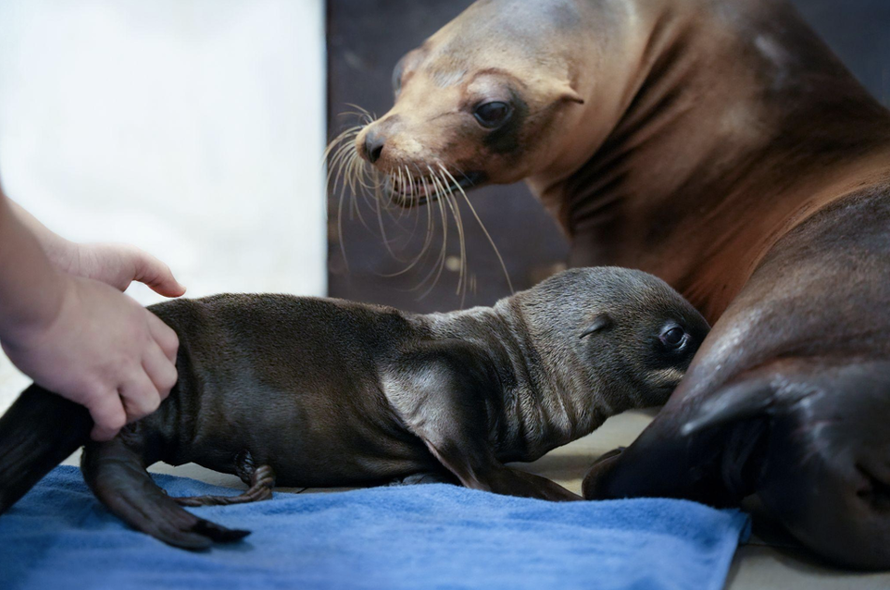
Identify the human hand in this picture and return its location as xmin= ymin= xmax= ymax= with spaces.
xmin=6 ymin=199 xmax=185 ymax=296
xmin=1 ymin=275 xmax=180 ymax=441
xmin=56 ymin=242 xmax=187 ymax=296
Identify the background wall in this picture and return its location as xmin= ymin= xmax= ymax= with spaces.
xmin=0 ymin=0 xmax=326 ymax=407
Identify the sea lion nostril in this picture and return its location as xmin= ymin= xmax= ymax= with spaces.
xmin=363 ymin=130 xmax=386 ymax=164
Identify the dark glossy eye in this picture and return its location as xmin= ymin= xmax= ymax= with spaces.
xmin=474 ymin=101 xmax=512 ymax=128
xmin=660 ymin=326 xmax=687 ymax=348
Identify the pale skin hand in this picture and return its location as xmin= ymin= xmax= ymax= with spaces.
xmin=8 ymin=200 xmax=186 ymax=296
xmin=0 ymin=191 xmax=185 ymax=441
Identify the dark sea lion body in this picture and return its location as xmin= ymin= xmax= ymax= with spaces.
xmin=0 ymin=268 xmax=709 ymax=549
xmin=137 ymin=295 xmax=441 ymax=489
xmin=347 ymin=0 xmax=890 ymax=569
xmin=582 ymin=192 xmax=890 ymax=569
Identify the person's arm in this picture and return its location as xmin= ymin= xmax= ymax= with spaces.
xmin=0 ymin=190 xmax=181 ymax=441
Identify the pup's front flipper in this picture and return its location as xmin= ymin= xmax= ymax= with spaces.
xmin=81 ymin=439 xmax=250 ymax=550
xmin=483 ymin=466 xmax=581 ymax=502
xmin=424 ymin=434 xmax=581 ymax=502
xmin=175 ymin=453 xmax=275 ymax=507
xmin=396 ymin=341 xmax=581 ymax=502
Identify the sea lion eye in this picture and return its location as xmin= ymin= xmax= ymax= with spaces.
xmin=660 ymin=326 xmax=687 ymax=348
xmin=474 ymin=101 xmax=512 ymax=128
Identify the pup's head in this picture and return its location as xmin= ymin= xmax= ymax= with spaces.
xmin=510 ymin=267 xmax=710 ymax=410
xmin=350 ymin=0 xmax=592 ymax=206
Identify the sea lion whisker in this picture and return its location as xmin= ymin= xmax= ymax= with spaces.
xmin=441 ymin=164 xmax=514 ymax=294
xmin=324 ymin=130 xmax=362 ymax=195
xmin=376 ymin=167 xmax=440 ymax=279
xmin=346 ymin=155 xmax=373 ymax=228
xmin=434 ymin=170 xmax=469 ymax=300
xmin=343 ymin=103 xmax=377 ymax=126
xmin=450 ymin=192 xmax=469 ymax=306
xmin=400 ymin=169 xmax=426 ymax=255
xmin=374 ymin=170 xmax=400 ymax=261
xmin=322 ymin=125 xmax=362 ymax=160
xmin=327 ymin=137 xmax=362 ymax=199
xmin=433 ymin=170 xmax=468 ymax=301
xmin=429 ymin=168 xmax=467 ymax=300
xmin=415 ymin=176 xmax=451 ymax=298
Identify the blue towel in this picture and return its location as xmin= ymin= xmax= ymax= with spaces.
xmin=0 ymin=466 xmax=749 ymax=590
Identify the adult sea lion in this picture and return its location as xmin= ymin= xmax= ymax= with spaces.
xmin=0 ymin=268 xmax=708 ymax=549
xmin=343 ymin=0 xmax=890 ymax=569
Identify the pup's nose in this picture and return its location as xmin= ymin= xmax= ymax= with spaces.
xmin=363 ymin=128 xmax=386 ymax=164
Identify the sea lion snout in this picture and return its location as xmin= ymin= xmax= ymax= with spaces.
xmin=361 ymin=127 xmax=387 ymax=164
xmin=335 ymin=1 xmax=590 ymax=208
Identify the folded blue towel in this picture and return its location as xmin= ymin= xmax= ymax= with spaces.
xmin=0 ymin=466 xmax=749 ymax=590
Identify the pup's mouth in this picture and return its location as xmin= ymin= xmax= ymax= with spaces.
xmin=388 ymin=171 xmax=485 ymax=207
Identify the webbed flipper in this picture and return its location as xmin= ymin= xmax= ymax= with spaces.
xmin=81 ymin=439 xmax=250 ymax=550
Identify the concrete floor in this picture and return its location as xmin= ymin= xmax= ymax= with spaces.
xmin=2 ymin=358 xmax=890 ymax=589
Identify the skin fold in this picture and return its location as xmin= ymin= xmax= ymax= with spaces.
xmin=347 ymin=0 xmax=890 ymax=569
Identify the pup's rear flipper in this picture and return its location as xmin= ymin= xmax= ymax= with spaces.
xmin=174 ymin=464 xmax=276 ymax=507
xmin=81 ymin=440 xmax=250 ymax=550
xmin=0 ymin=385 xmax=92 ymax=515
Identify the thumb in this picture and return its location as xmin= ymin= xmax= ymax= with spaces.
xmin=131 ymin=250 xmax=187 ymax=298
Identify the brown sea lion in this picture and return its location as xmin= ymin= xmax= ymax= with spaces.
xmin=0 ymin=267 xmax=708 ymax=549
xmin=345 ymin=0 xmax=890 ymax=569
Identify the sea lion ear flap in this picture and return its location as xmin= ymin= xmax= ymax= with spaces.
xmin=580 ymin=314 xmax=612 ymax=338
xmin=555 ymin=83 xmax=585 ymax=105
xmin=680 ymin=378 xmax=776 ymax=437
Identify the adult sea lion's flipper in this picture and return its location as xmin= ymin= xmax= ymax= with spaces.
xmin=0 ymin=385 xmax=92 ymax=515
xmin=584 ymin=359 xmax=890 ymax=569
xmin=81 ymin=439 xmax=250 ymax=550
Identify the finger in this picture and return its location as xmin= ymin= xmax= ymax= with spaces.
xmin=87 ymin=391 xmax=128 ymax=442
xmin=147 ymin=311 xmax=179 ymax=363
xmin=143 ymin=342 xmax=178 ymax=400
xmin=119 ymin=374 xmax=163 ymax=423
xmin=131 ymin=250 xmax=186 ymax=298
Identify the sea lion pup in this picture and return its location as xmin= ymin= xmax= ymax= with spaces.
xmin=345 ymin=0 xmax=890 ymax=569
xmin=0 ymin=268 xmax=708 ymax=549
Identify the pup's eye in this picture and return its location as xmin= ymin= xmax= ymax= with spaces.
xmin=474 ymin=101 xmax=512 ymax=128
xmin=660 ymin=326 xmax=687 ymax=348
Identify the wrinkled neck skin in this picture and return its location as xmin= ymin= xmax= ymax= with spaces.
xmin=528 ymin=0 xmax=890 ymax=323
xmin=423 ymin=303 xmax=617 ymax=461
